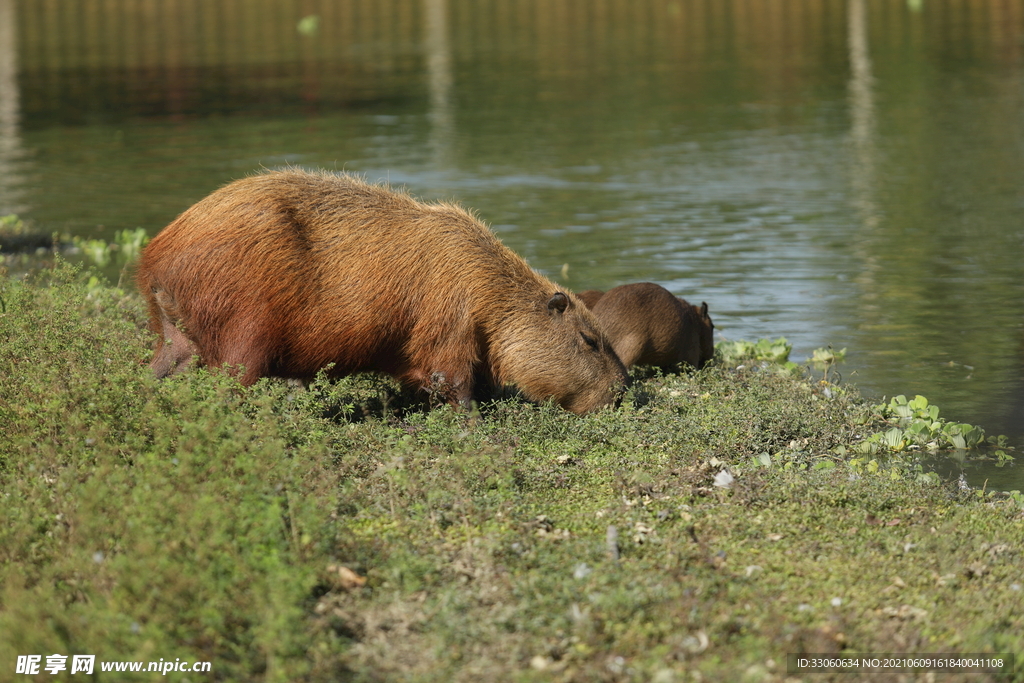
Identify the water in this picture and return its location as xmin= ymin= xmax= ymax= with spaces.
xmin=3 ymin=0 xmax=1024 ymax=487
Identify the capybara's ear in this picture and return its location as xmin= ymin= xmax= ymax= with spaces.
xmin=547 ymin=292 xmax=570 ymax=315
xmin=701 ymin=302 xmax=710 ymax=320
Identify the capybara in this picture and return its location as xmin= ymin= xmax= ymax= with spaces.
xmin=136 ymin=168 xmax=628 ymax=413
xmin=576 ymin=290 xmax=605 ymax=309
xmin=590 ymin=282 xmax=714 ymax=372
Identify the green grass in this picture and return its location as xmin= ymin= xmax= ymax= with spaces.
xmin=2 ymin=263 xmax=1022 ymax=682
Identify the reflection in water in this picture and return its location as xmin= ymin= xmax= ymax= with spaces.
xmin=847 ymin=0 xmax=880 ymax=301
xmin=425 ymin=0 xmax=455 ymax=170
xmin=0 ymin=0 xmax=26 ymax=215
xmin=847 ymin=0 xmax=876 ymax=225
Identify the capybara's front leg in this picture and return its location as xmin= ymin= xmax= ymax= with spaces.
xmin=403 ymin=366 xmax=475 ymax=408
xmin=403 ymin=315 xmax=481 ymax=407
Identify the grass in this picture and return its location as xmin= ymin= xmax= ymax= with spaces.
xmin=1 ymin=262 xmax=1022 ymax=682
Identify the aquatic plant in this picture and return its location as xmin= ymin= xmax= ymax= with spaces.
xmin=715 ymin=336 xmax=793 ymax=364
xmin=71 ymin=227 xmax=149 ymax=268
xmin=866 ymin=394 xmax=992 ymax=453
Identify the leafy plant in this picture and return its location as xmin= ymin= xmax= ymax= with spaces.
xmin=0 ymin=214 xmax=55 ymax=254
xmin=715 ymin=337 xmax=792 ymax=364
xmin=73 ymin=237 xmax=113 ymax=266
xmin=72 ymin=228 xmax=149 ymax=268
xmin=0 ymin=213 xmax=28 ymax=234
xmin=868 ymin=394 xmax=993 ymax=453
xmin=808 ymin=346 xmax=846 ymax=364
xmin=114 ymin=227 xmax=149 ymax=262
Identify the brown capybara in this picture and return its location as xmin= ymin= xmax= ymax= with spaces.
xmin=590 ymin=282 xmax=714 ymax=372
xmin=576 ymin=290 xmax=605 ymax=309
xmin=136 ymin=168 xmax=628 ymax=413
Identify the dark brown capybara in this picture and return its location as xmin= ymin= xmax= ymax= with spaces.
xmin=136 ymin=168 xmax=628 ymax=413
xmin=576 ymin=290 xmax=605 ymax=309
xmin=590 ymin=282 xmax=714 ymax=372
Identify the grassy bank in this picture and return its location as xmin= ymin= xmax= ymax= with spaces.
xmin=1 ymin=264 xmax=1022 ymax=682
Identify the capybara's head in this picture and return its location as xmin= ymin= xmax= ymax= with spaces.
xmin=694 ymin=301 xmax=715 ymax=368
xmin=496 ymin=291 xmax=628 ymax=414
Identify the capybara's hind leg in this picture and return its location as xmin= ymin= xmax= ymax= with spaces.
xmin=612 ymin=334 xmax=644 ymax=370
xmin=213 ymin=326 xmax=273 ymax=386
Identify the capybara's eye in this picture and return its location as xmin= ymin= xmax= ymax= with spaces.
xmin=580 ymin=332 xmax=599 ymax=351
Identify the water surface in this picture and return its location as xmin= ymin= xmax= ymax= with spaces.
xmin=4 ymin=0 xmax=1024 ymax=487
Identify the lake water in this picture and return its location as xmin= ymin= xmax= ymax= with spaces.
xmin=3 ymin=0 xmax=1023 ymax=487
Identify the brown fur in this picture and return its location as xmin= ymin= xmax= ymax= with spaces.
xmin=136 ymin=169 xmax=628 ymax=413
xmin=576 ymin=290 xmax=605 ymax=309
xmin=590 ymin=282 xmax=714 ymax=371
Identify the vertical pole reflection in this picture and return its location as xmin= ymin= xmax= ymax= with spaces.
xmin=848 ymin=0 xmax=881 ymax=301
xmin=0 ymin=0 xmax=27 ymax=216
xmin=848 ymin=0 xmax=878 ymax=231
xmin=424 ymin=0 xmax=454 ymax=170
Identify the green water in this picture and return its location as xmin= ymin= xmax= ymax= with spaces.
xmin=3 ymin=0 xmax=1023 ymax=487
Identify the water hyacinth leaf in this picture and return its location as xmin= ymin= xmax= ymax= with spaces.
xmin=715 ymin=337 xmax=792 ymax=364
xmin=0 ymin=213 xmax=23 ymax=229
xmin=809 ymin=347 xmax=847 ymax=364
xmin=714 ymin=340 xmax=750 ymax=364
xmin=942 ymin=423 xmax=985 ymax=449
xmin=74 ymin=238 xmax=111 ymax=267
xmin=883 ymin=428 xmax=906 ymax=451
xmin=114 ymin=228 xmax=149 ymax=262
xmin=965 ymin=427 xmax=984 ymax=446
xmin=763 ymin=360 xmax=803 ymax=377
xmin=906 ymin=420 xmax=927 ymax=436
xmin=868 ymin=392 xmax=995 ymax=452
xmin=893 ymin=405 xmax=914 ymax=419
xmin=756 ymin=337 xmax=792 ymax=362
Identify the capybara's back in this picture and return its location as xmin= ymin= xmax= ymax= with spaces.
xmin=590 ymin=282 xmax=714 ymax=371
xmin=136 ymin=169 xmax=628 ymax=413
xmin=576 ymin=290 xmax=605 ymax=309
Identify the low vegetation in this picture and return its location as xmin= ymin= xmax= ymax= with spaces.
xmin=1 ymin=262 xmax=1021 ymax=682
